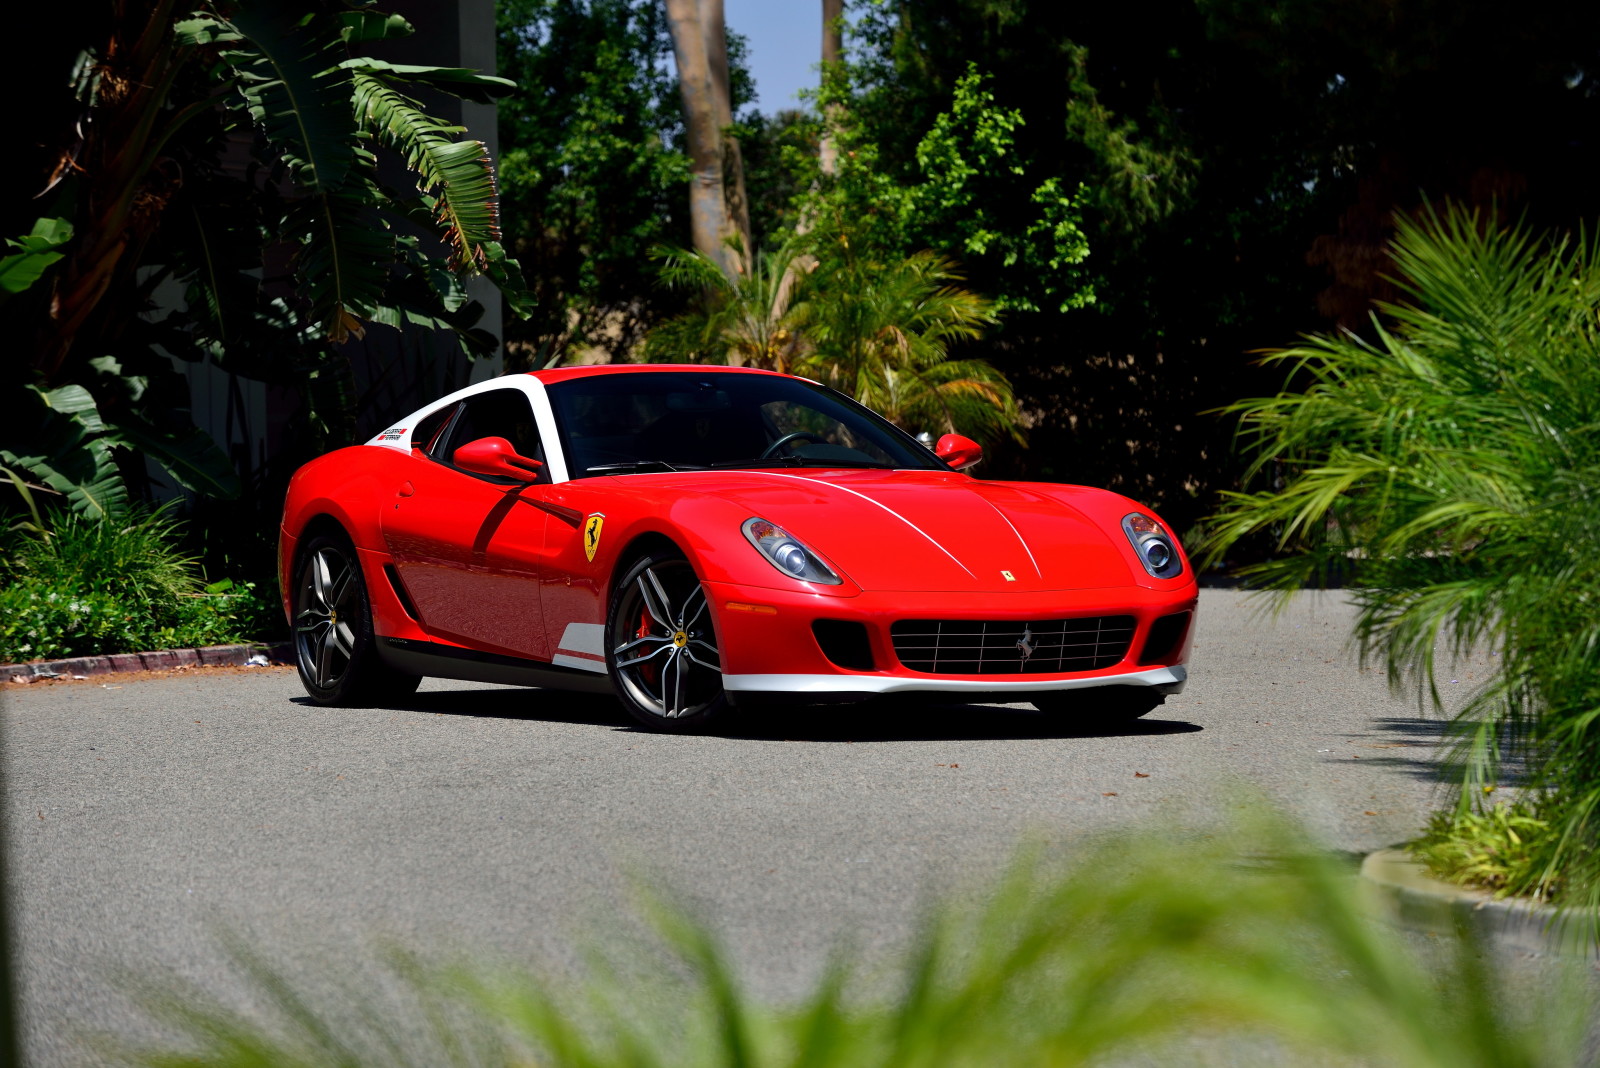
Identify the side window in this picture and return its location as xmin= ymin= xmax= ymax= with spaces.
xmin=412 ymin=403 xmax=458 ymax=458
xmin=439 ymin=387 xmax=547 ymax=482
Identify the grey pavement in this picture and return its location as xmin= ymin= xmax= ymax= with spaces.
xmin=3 ymin=589 xmax=1490 ymax=1064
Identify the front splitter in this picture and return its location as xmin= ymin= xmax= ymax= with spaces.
xmin=722 ymin=663 xmax=1186 ymax=695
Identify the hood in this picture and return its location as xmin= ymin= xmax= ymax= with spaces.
xmin=677 ymin=469 xmax=1137 ymax=593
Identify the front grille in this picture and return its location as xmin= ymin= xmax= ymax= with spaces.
xmin=890 ymin=616 xmax=1136 ymax=675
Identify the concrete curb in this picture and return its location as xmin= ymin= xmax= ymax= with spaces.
xmin=1360 ymin=848 xmax=1596 ymax=958
xmin=3 ymin=641 xmax=292 ymax=682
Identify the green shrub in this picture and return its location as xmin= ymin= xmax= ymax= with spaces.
xmin=1201 ymin=204 xmax=1600 ymax=911
xmin=1409 ymin=802 xmax=1561 ymax=901
xmin=0 ymin=507 xmax=277 ymax=663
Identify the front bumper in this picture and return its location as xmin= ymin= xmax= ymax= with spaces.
xmin=704 ymin=579 xmax=1197 ymax=701
xmin=724 ymin=663 xmax=1187 ymax=696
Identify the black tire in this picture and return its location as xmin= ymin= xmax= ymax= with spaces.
xmin=1032 ymin=686 xmax=1163 ymax=724
xmin=292 ymin=530 xmax=422 ymax=706
xmin=607 ymin=549 xmax=728 ymax=733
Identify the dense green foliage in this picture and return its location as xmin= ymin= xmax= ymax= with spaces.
xmin=1202 ymin=206 xmax=1600 ymax=909
xmin=4 ymin=1 xmax=525 ymax=525
xmin=799 ymin=64 xmax=1093 ymax=317
xmin=645 ymin=64 xmax=1043 ymax=440
xmin=485 ymin=1 xmax=1600 ymax=526
xmin=822 ymin=0 xmax=1600 ymax=527
xmin=495 ymin=0 xmax=750 ymax=364
xmin=120 ymin=815 xmax=1583 ymax=1067
xmin=0 ymin=508 xmax=275 ymax=663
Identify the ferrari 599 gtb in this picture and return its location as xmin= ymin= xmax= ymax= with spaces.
xmin=279 ymin=366 xmax=1196 ymax=732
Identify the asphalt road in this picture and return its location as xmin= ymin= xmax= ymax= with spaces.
xmin=4 ymin=589 xmax=1491 ymax=1064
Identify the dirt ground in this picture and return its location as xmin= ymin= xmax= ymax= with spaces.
xmin=4 ymin=662 xmax=295 ymax=688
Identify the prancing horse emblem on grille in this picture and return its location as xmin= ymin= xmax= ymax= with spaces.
xmin=1016 ymin=625 xmax=1035 ymax=664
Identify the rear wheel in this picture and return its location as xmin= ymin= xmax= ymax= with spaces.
xmin=607 ymin=549 xmax=727 ymax=733
xmin=1032 ymin=687 xmax=1163 ymax=724
xmin=293 ymin=531 xmax=421 ymax=706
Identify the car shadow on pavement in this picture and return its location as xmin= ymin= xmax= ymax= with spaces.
xmin=296 ymin=687 xmax=637 ymax=728
xmin=311 ymin=688 xmax=1202 ymax=742
xmin=718 ymin=699 xmax=1204 ymax=744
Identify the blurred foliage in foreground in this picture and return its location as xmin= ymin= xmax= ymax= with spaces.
xmin=116 ymin=816 xmax=1584 ymax=1068
xmin=0 ymin=505 xmax=278 ymax=663
xmin=1201 ymin=204 xmax=1600 ymax=908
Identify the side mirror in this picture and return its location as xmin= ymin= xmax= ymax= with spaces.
xmin=935 ymin=433 xmax=983 ymax=472
xmin=453 ymin=436 xmax=544 ymax=482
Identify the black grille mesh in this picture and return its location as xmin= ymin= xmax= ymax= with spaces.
xmin=890 ymin=616 xmax=1136 ymax=675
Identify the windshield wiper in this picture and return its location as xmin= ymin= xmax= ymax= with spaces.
xmin=583 ymin=460 xmax=696 ymax=475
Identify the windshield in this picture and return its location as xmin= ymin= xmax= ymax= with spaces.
xmin=547 ymin=372 xmax=947 ymax=478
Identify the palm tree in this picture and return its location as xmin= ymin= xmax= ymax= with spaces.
xmin=800 ymin=249 xmax=1020 ymax=443
xmin=648 ymin=240 xmax=1019 ymax=444
xmin=662 ymin=0 xmax=749 ymax=282
xmin=647 ymin=242 xmax=813 ymax=372
xmin=1201 ymin=204 xmax=1600 ymax=914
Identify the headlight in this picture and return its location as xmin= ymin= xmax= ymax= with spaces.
xmin=741 ymin=518 xmax=842 ymax=585
xmin=1122 ymin=513 xmax=1184 ymax=579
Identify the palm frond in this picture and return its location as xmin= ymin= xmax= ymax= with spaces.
xmin=351 ymin=71 xmax=499 ymax=269
xmin=2 ymin=385 xmax=128 ymax=521
xmin=286 ymin=180 xmax=396 ymax=342
xmin=202 ymin=9 xmax=358 ymax=193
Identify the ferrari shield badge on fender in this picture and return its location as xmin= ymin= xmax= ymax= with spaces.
xmin=584 ymin=513 xmax=605 ymax=562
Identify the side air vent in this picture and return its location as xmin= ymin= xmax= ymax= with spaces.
xmin=384 ymin=564 xmax=421 ymax=622
xmin=1137 ymin=611 xmax=1192 ymax=665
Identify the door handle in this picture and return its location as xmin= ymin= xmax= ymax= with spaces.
xmin=397 ymin=481 xmax=415 ymax=497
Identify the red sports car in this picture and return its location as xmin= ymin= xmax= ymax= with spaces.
xmin=279 ymin=365 xmax=1196 ymax=732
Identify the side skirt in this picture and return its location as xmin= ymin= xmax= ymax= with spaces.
xmin=378 ymin=637 xmax=617 ymax=695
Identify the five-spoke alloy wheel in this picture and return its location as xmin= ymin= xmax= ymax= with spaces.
xmin=293 ymin=531 xmax=420 ymax=705
xmin=607 ymin=549 xmax=727 ymax=732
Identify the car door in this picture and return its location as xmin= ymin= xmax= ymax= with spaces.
xmin=380 ymin=384 xmax=553 ymax=660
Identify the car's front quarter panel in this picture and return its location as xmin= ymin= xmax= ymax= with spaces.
xmin=278 ymin=444 xmax=429 ymax=639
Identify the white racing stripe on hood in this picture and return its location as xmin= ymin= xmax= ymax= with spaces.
xmin=978 ymin=496 xmax=1042 ymax=579
xmin=752 ymin=471 xmax=977 ymax=578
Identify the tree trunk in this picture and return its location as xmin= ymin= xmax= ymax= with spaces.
xmin=819 ymin=0 xmax=844 ymax=178
xmin=700 ymin=0 xmax=751 ymax=269
xmin=664 ymin=0 xmax=741 ymax=282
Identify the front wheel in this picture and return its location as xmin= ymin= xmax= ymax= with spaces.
xmin=607 ymin=549 xmax=728 ymax=733
xmin=1032 ymin=687 xmax=1163 ymax=725
xmin=293 ymin=531 xmax=422 ymax=706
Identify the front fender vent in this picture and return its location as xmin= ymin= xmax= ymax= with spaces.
xmin=384 ymin=564 xmax=421 ymax=622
